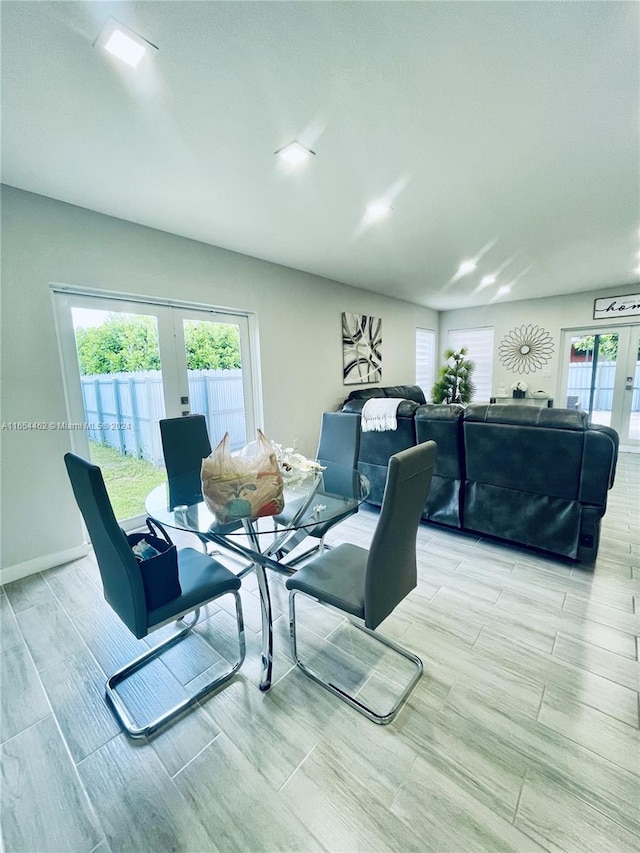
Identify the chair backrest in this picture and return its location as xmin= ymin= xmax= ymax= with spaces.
xmin=160 ymin=415 xmax=212 ymax=509
xmin=64 ymin=453 xmax=148 ymax=638
xmin=364 ymin=441 xmax=436 ymax=629
xmin=316 ymin=412 xmax=361 ymax=497
xmin=317 ymin=411 xmax=361 ymax=468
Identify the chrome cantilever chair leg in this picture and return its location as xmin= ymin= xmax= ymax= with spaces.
xmin=288 ymin=590 xmax=423 ymax=725
xmin=107 ymin=592 xmax=246 ymax=739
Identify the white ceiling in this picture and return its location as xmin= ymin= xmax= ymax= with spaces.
xmin=2 ymin=1 xmax=638 ymax=311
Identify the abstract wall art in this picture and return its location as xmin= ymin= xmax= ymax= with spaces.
xmin=342 ymin=312 xmax=382 ymax=385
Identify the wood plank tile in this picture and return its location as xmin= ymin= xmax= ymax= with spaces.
xmin=149 ymin=706 xmax=221 ymax=779
xmin=77 ymin=734 xmax=214 ymax=852
xmin=396 ymin=690 xmax=528 ymax=822
xmin=145 ymin=628 xmax=227 ymax=686
xmin=433 ymin=586 xmax=556 ymax=653
xmin=4 ymin=572 xmax=52 ymax=613
xmin=200 ymin=674 xmax=318 ymax=789
xmin=553 ymin=633 xmax=640 ymax=691
xmin=0 ymin=595 xmax=21 ymax=651
xmin=74 ymin=605 xmax=149 ymax=675
xmin=174 ymin=732 xmax=322 ymax=851
xmin=496 ymin=590 xmax=638 ymax=658
xmin=511 ymin=562 xmax=636 ymax=611
xmin=1 ymin=715 xmax=102 ymax=852
xmin=17 ymin=600 xmax=85 ymax=671
xmin=0 ymin=642 xmax=50 ymax=742
xmin=39 ymin=650 xmax=121 ymax=763
xmin=392 ymin=754 xmax=545 ymax=852
xmin=45 ymin=564 xmax=105 ymax=614
xmin=475 ymin=629 xmax=639 ymax=727
xmin=314 ymin=690 xmax=423 ymax=808
xmin=516 ymin=770 xmax=640 ymax=853
xmin=539 ymin=689 xmax=640 ymax=775
xmin=279 ymin=743 xmax=422 ymax=852
xmin=445 ymin=684 xmax=640 ymax=838
xmin=563 ymin=592 xmax=640 ymax=634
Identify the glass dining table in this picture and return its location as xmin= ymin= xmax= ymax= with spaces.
xmin=145 ymin=462 xmax=370 ymax=691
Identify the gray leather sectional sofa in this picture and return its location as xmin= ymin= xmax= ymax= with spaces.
xmin=341 ymin=385 xmax=618 ymax=563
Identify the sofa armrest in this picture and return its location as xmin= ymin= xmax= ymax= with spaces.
xmin=587 ymin=424 xmax=619 ymax=488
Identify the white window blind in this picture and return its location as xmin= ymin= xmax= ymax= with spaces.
xmin=415 ymin=328 xmax=436 ymax=400
xmin=447 ymin=327 xmax=495 ymax=402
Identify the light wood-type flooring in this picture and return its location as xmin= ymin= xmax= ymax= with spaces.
xmin=1 ymin=454 xmax=639 ymax=852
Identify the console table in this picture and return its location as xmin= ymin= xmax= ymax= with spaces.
xmin=491 ymin=396 xmax=553 ymax=408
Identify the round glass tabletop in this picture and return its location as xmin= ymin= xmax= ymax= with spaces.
xmin=145 ymin=461 xmax=370 ymax=538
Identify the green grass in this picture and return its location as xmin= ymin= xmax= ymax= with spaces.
xmin=89 ymin=442 xmax=166 ymax=520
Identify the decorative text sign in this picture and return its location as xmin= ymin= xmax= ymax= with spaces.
xmin=593 ymin=294 xmax=640 ymax=320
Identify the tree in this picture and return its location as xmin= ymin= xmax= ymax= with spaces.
xmin=572 ymin=334 xmax=618 ymax=361
xmin=431 ymin=347 xmax=476 ymax=404
xmin=76 ymin=315 xmax=161 ymax=375
xmin=184 ymin=322 xmax=241 ymax=370
xmin=76 ymin=316 xmax=241 ymax=375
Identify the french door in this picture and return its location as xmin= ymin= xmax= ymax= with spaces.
xmin=53 ymin=290 xmax=259 ymax=525
xmin=561 ymin=325 xmax=640 ymax=448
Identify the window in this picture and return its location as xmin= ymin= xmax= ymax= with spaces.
xmin=416 ymin=328 xmax=436 ymax=400
xmin=448 ymin=327 xmax=494 ymax=402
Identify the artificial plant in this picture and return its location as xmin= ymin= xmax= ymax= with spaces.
xmin=431 ymin=347 xmax=476 ymax=404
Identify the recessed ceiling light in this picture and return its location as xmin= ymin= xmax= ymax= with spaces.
xmin=480 ymin=274 xmax=496 ymax=287
xmin=458 ymin=260 xmax=476 ymax=276
xmin=496 ymin=285 xmax=512 ymax=297
xmin=95 ymin=18 xmax=158 ymax=69
xmin=365 ymin=200 xmax=393 ymax=221
xmin=634 ymin=264 xmax=640 ymax=275
xmin=274 ymin=141 xmax=315 ymax=166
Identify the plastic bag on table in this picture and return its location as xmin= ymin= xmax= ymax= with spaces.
xmin=201 ymin=429 xmax=284 ymax=525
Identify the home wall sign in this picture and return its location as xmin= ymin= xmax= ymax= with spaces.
xmin=498 ymin=324 xmax=554 ymax=374
xmin=342 ymin=312 xmax=382 ymax=385
xmin=593 ymin=294 xmax=640 ymax=320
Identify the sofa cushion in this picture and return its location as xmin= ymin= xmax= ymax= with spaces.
xmin=344 ymin=384 xmax=426 ymax=406
xmin=415 ymin=403 xmax=466 ymax=528
xmin=381 ymin=385 xmax=426 ymax=404
xmin=463 ymin=408 xmax=586 ymax=501
xmin=344 ymin=387 xmax=386 ymax=404
xmin=415 ymin=404 xmax=465 ymax=480
xmin=461 ymin=402 xmax=614 ymax=560
xmin=464 ymin=403 xmax=589 ymax=431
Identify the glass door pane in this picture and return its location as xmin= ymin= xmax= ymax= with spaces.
xmin=70 ymin=306 xmax=169 ymax=520
xmin=621 ymin=330 xmax=640 ymax=443
xmin=175 ymin=310 xmax=255 ymax=452
xmin=566 ymin=333 xmax=619 ymax=426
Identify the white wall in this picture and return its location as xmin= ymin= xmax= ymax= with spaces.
xmin=439 ymin=287 xmax=640 ymax=403
xmin=0 ymin=186 xmax=438 ymax=578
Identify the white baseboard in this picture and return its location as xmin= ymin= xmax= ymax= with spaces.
xmin=0 ymin=544 xmax=90 ymax=586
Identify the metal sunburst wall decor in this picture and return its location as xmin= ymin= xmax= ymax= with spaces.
xmin=498 ymin=324 xmax=554 ymax=374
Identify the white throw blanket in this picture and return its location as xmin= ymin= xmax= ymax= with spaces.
xmin=361 ymin=397 xmax=404 ymax=432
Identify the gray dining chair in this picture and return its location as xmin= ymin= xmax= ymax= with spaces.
xmin=159 ymin=414 xmax=212 ymax=511
xmin=285 ymin=440 xmax=436 ymax=724
xmin=274 ymin=411 xmax=361 ymax=566
xmin=64 ymin=452 xmax=246 ymax=739
xmin=160 ymin=415 xmax=250 ymax=569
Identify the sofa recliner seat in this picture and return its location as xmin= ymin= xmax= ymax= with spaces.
xmin=339 ymin=387 xmax=618 ymax=563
